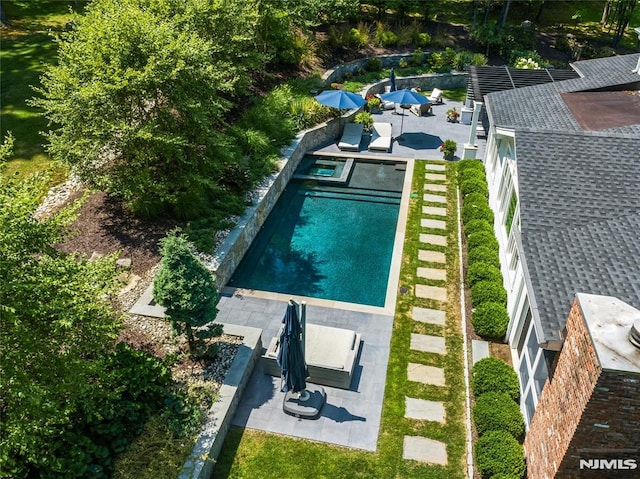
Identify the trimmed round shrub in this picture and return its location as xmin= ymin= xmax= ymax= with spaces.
xmin=459 ymin=167 xmax=486 ymax=184
xmin=467 ymin=231 xmax=499 ymax=251
xmin=468 ymin=245 xmax=501 ymax=269
xmin=462 ymin=201 xmax=494 ymax=224
xmin=472 ymin=302 xmax=509 ymax=339
xmin=472 ymin=357 xmax=520 ymax=401
xmin=471 ymin=280 xmax=507 ymax=307
xmin=490 ymin=474 xmax=522 ymax=479
xmin=457 ymin=158 xmax=485 ymax=172
xmin=468 ymin=262 xmax=502 ymax=286
xmin=460 ymin=178 xmax=489 ymax=198
xmin=464 ymin=192 xmax=488 ymax=206
xmin=473 ymin=392 xmax=525 ymax=438
xmin=464 ymin=219 xmax=494 ymax=238
xmin=475 ymin=430 xmax=526 ymax=479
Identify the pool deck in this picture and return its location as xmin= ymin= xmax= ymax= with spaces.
xmin=217 ymin=100 xmax=487 ymax=452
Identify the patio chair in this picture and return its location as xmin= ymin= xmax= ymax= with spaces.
xmin=338 ymin=123 xmax=364 ymax=151
xmin=428 ymin=88 xmax=443 ymax=104
xmin=410 ymin=103 xmax=433 ymax=116
xmin=375 ymin=94 xmax=395 ymax=110
xmin=368 ymin=122 xmax=393 ymax=152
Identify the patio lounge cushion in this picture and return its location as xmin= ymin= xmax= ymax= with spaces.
xmin=410 ymin=102 xmax=433 ymax=116
xmin=368 ymin=122 xmax=393 ymax=152
xmin=304 ymin=324 xmax=356 ymax=370
xmin=338 ymin=123 xmax=363 ymax=151
xmin=428 ymin=88 xmax=443 ymax=104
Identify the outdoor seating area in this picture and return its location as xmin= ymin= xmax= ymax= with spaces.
xmin=368 ymin=122 xmax=393 ymax=152
xmin=428 ymin=88 xmax=444 ymax=104
xmin=262 ymin=323 xmax=362 ymax=389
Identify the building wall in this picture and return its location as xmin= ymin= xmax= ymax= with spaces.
xmin=524 ymin=298 xmax=640 ymax=479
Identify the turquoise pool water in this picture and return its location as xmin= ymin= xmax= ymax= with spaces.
xmin=229 ymin=159 xmax=405 ymax=306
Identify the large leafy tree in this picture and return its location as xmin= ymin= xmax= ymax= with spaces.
xmin=153 ymin=231 xmax=222 ymax=357
xmin=33 ymin=0 xmax=264 ymax=219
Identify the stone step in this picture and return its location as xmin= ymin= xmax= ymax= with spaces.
xmin=421 ymin=218 xmax=446 ymax=230
xmin=412 ymin=307 xmax=446 ymax=326
xmin=423 ymin=183 xmax=447 ymax=193
xmin=423 ymin=193 xmax=447 ymax=204
xmin=422 ymin=206 xmax=447 ymax=217
xmin=418 ymin=250 xmax=445 ymax=264
xmin=419 ymin=233 xmax=447 ymax=247
xmin=472 ymin=339 xmax=491 ymax=364
xmin=415 ymin=284 xmax=447 ymax=302
xmin=425 ymin=173 xmax=446 ymax=182
xmin=425 ymin=163 xmax=446 ymax=172
xmin=411 ymin=333 xmax=446 ymax=354
xmin=407 ymin=363 xmax=445 ymax=386
xmin=417 ymin=267 xmax=446 ymax=282
xmin=405 ymin=397 xmax=446 ymax=423
xmin=403 ymin=436 xmax=448 ymax=465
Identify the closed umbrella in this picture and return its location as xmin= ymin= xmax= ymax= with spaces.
xmin=277 ymin=301 xmax=309 ymax=398
xmin=380 ymin=89 xmax=430 ymax=139
xmin=314 ymin=89 xmax=366 ymax=110
xmin=389 ymin=68 xmax=396 ymax=92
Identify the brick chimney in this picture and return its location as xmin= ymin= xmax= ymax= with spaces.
xmin=524 ymin=293 xmax=640 ymax=479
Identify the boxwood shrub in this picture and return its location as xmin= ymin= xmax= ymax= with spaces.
xmin=473 ymin=392 xmax=525 ymax=438
xmin=472 ymin=302 xmax=510 ymax=339
xmin=460 ymin=178 xmax=489 ymax=198
xmin=474 ymin=430 xmax=526 ymax=479
xmin=464 ymin=192 xmax=488 ymax=206
xmin=467 ymin=246 xmax=501 ymax=269
xmin=471 ymin=280 xmax=507 ymax=307
xmin=489 ymin=474 xmax=523 ymax=479
xmin=457 ymin=159 xmax=485 ymax=172
xmin=467 ymin=231 xmax=499 ymax=251
xmin=462 ymin=201 xmax=494 ymax=224
xmin=468 ymin=262 xmax=502 ymax=286
xmin=459 ymin=167 xmax=486 ymax=184
xmin=472 ymin=357 xmax=520 ymax=401
xmin=464 ymin=219 xmax=494 ymax=238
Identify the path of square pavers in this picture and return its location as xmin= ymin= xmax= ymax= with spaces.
xmin=402 ymin=163 xmax=450 ymax=465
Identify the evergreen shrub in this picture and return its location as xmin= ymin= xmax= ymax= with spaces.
xmin=472 ymin=357 xmax=520 ymax=401
xmin=468 ymin=262 xmax=502 ymax=286
xmin=464 ymin=219 xmax=494 ymax=238
xmin=467 ymin=246 xmax=501 ymax=269
xmin=473 ymin=392 xmax=525 ymax=438
xmin=467 ymin=231 xmax=499 ymax=251
xmin=471 ymin=280 xmax=507 ymax=307
xmin=461 ymin=177 xmax=489 ymax=197
xmin=462 ymin=201 xmax=494 ymax=224
xmin=475 ymin=431 xmax=526 ymax=479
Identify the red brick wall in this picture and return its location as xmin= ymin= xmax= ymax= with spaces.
xmin=524 ymin=298 xmax=640 ymax=479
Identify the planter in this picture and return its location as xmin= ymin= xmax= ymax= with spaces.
xmin=443 ymin=153 xmax=455 ymax=161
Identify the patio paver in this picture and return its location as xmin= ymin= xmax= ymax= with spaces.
xmin=424 ymin=183 xmax=447 ymax=193
xmin=421 ymin=218 xmax=446 ymax=229
xmin=405 ymin=397 xmax=446 ymax=423
xmin=418 ymin=250 xmax=445 ymax=263
xmin=425 ymin=163 xmax=446 ymax=172
xmin=425 ymin=173 xmax=446 ymax=181
xmin=412 ymin=307 xmax=446 ymax=326
xmin=415 ymin=284 xmax=447 ymax=302
xmin=419 ymin=233 xmax=447 ymax=246
xmin=423 ymin=193 xmax=447 ymax=204
xmin=403 ymin=436 xmax=449 ymax=465
xmin=472 ymin=339 xmax=491 ymax=364
xmin=407 ymin=363 xmax=446 ymax=386
xmin=422 ymin=206 xmax=447 ymax=216
xmin=417 ymin=267 xmax=446 ymax=281
xmin=410 ymin=333 xmax=446 ymax=354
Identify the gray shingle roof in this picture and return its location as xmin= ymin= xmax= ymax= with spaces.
xmin=514 ymin=129 xmax=640 ymax=344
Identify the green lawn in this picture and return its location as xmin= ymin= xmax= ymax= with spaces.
xmin=215 ymin=160 xmax=467 ymax=478
xmin=1 ymin=1 xmax=83 ymax=179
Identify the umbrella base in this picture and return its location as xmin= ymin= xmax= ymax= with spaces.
xmin=283 ymin=384 xmax=326 ymax=419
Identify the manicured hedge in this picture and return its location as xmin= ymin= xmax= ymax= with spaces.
xmin=459 ymin=167 xmax=486 ymax=184
xmin=472 ymin=302 xmax=510 ymax=339
xmin=470 ymin=280 xmax=507 ymax=307
xmin=457 ymin=159 xmax=485 ymax=172
xmin=467 ymin=231 xmax=499 ymax=251
xmin=472 ymin=357 xmax=520 ymax=401
xmin=460 ymin=178 xmax=489 ymax=198
xmin=473 ymin=392 xmax=525 ymax=438
xmin=489 ymin=474 xmax=523 ymax=479
xmin=464 ymin=192 xmax=488 ymax=205
xmin=475 ymin=430 xmax=526 ymax=479
xmin=464 ymin=219 xmax=494 ymax=238
xmin=462 ymin=201 xmax=494 ymax=224
xmin=467 ymin=246 xmax=501 ymax=269
xmin=468 ymin=262 xmax=502 ymax=286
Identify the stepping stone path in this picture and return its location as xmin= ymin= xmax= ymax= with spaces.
xmin=403 ymin=161 xmax=451 ymax=466
xmin=472 ymin=339 xmax=491 ymax=364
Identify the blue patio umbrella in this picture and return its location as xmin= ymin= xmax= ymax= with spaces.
xmin=389 ymin=68 xmax=396 ymax=92
xmin=314 ymin=89 xmax=366 ymax=110
xmin=277 ymin=301 xmax=309 ymax=395
xmin=380 ymin=89 xmax=430 ymax=139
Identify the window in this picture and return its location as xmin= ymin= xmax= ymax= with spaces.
xmin=516 ymin=309 xmax=532 ymax=357
xmin=505 ymin=192 xmax=518 ymax=234
xmin=533 ymin=354 xmax=549 ymax=396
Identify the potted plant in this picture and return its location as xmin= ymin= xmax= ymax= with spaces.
xmin=367 ymin=96 xmax=382 ymax=114
xmin=354 ymin=111 xmax=374 ymax=132
xmin=440 ymin=139 xmax=457 ymax=160
xmin=446 ymin=107 xmax=460 ymax=122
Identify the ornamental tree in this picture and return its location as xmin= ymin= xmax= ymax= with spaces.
xmin=153 ymin=231 xmax=222 ymax=357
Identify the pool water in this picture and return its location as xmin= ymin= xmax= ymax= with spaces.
xmin=229 ymin=160 xmax=405 ymax=307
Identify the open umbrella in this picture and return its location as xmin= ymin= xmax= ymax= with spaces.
xmin=380 ymin=89 xmax=430 ymax=140
xmin=314 ymin=89 xmax=366 ymax=110
xmin=277 ymin=301 xmax=309 ymax=398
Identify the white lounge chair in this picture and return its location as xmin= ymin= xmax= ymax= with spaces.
xmin=428 ymin=88 xmax=443 ymax=104
xmin=338 ymin=123 xmax=363 ymax=151
xmin=368 ymin=122 xmax=393 ymax=152
xmin=410 ymin=102 xmax=433 ymax=116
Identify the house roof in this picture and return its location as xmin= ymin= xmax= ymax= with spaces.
xmin=480 ymin=53 xmax=640 ymax=346
xmin=514 ymin=130 xmax=640 ymax=344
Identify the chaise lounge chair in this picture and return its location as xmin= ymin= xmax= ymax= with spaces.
xmin=368 ymin=122 xmax=393 ymax=152
xmin=428 ymin=88 xmax=443 ymax=104
xmin=338 ymin=123 xmax=364 ymax=151
xmin=410 ymin=102 xmax=433 ymax=116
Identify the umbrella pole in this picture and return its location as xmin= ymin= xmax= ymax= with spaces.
xmin=398 ymin=111 xmax=405 ymax=140
xmin=298 ymin=301 xmax=310 ymax=401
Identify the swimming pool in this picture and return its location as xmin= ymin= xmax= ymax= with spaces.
xmin=229 ymin=157 xmax=406 ymax=307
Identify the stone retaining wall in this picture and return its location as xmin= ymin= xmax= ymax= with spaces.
xmin=178 ymin=324 xmax=263 ymax=479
